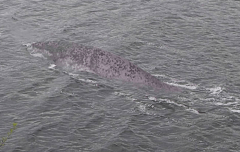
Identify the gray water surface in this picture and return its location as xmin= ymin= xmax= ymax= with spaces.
xmin=1 ymin=0 xmax=240 ymax=151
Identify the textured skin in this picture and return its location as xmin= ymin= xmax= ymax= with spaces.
xmin=30 ymin=41 xmax=180 ymax=92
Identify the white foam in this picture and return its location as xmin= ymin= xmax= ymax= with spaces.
xmin=159 ymin=98 xmax=186 ymax=108
xmin=76 ymin=78 xmax=97 ymax=84
xmin=113 ymin=92 xmax=130 ymax=96
xmin=138 ymin=104 xmax=146 ymax=112
xmin=153 ymin=74 xmax=198 ymax=90
xmin=229 ymin=108 xmax=240 ymax=113
xmin=166 ymin=82 xmax=198 ymax=90
xmin=23 ymin=43 xmax=32 ymax=47
xmin=148 ymin=96 xmax=157 ymax=101
xmin=68 ymin=73 xmax=79 ymax=78
xmin=186 ymin=108 xmax=200 ymax=114
xmin=48 ymin=64 xmax=56 ymax=69
xmin=153 ymin=74 xmax=168 ymax=78
xmin=114 ymin=92 xmax=137 ymax=101
xmin=127 ymin=97 xmax=137 ymax=101
xmin=207 ymin=86 xmax=223 ymax=95
xmin=214 ymin=101 xmax=238 ymax=106
xmin=158 ymin=98 xmax=200 ymax=114
xmin=135 ymin=102 xmax=154 ymax=115
xmin=30 ymin=52 xmax=46 ymax=59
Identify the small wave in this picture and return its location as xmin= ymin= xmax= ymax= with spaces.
xmin=166 ymin=82 xmax=198 ymax=90
xmin=206 ymin=93 xmax=240 ymax=114
xmin=148 ymin=96 xmax=157 ymax=101
xmin=158 ymin=98 xmax=186 ymax=108
xmin=48 ymin=64 xmax=56 ymax=69
xmin=153 ymin=74 xmax=169 ymax=78
xmin=133 ymin=94 xmax=200 ymax=115
xmin=113 ymin=92 xmax=130 ymax=96
xmin=185 ymin=108 xmax=200 ymax=114
xmin=153 ymin=74 xmax=198 ymax=90
xmin=77 ymin=78 xmax=97 ymax=84
xmin=67 ymin=72 xmax=98 ymax=84
xmin=135 ymin=97 xmax=200 ymax=115
xmin=207 ymin=86 xmax=223 ymax=95
xmin=113 ymin=91 xmax=201 ymax=115
xmin=138 ymin=104 xmax=147 ymax=113
xmin=229 ymin=108 xmax=240 ymax=113
xmin=113 ymin=91 xmax=137 ymax=101
xmin=135 ymin=102 xmax=158 ymax=115
xmin=30 ymin=52 xmax=46 ymax=59
xmin=23 ymin=43 xmax=32 ymax=47
xmin=157 ymin=98 xmax=200 ymax=114
xmin=214 ymin=101 xmax=238 ymax=106
xmin=68 ymin=73 xmax=79 ymax=78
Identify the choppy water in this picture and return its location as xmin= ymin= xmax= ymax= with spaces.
xmin=1 ymin=0 xmax=240 ymax=151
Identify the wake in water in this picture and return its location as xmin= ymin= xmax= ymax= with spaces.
xmin=24 ymin=41 xmax=240 ymax=115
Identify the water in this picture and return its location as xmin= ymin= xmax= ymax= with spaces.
xmin=1 ymin=0 xmax=240 ymax=151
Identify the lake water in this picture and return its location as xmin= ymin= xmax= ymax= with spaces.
xmin=1 ymin=0 xmax=240 ymax=151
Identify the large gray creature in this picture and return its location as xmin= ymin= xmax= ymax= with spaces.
xmin=26 ymin=41 xmax=180 ymax=92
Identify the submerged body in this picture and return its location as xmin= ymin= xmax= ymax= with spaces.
xmin=26 ymin=41 xmax=180 ymax=92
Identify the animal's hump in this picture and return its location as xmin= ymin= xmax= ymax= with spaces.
xmin=29 ymin=40 xmax=181 ymax=93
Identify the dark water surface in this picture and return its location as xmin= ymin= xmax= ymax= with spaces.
xmin=1 ymin=0 xmax=240 ymax=151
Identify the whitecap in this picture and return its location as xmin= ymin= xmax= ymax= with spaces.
xmin=166 ymin=82 xmax=198 ymax=90
xmin=48 ymin=64 xmax=56 ymax=69
xmin=153 ymin=74 xmax=198 ymax=90
xmin=30 ymin=52 xmax=46 ymax=59
xmin=148 ymin=96 xmax=157 ymax=101
xmin=229 ymin=108 xmax=240 ymax=113
xmin=207 ymin=86 xmax=223 ymax=95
